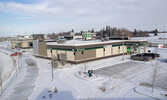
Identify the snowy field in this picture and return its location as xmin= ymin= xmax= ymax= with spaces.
xmin=0 ymin=33 xmax=167 ymax=100
xmin=131 ymin=33 xmax=167 ymax=44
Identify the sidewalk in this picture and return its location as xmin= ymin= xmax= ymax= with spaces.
xmin=0 ymin=57 xmax=38 ymax=100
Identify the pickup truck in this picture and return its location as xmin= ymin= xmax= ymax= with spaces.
xmin=131 ymin=54 xmax=152 ymax=61
xmin=142 ymin=53 xmax=160 ymax=59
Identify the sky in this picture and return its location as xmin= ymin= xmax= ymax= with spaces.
xmin=0 ymin=0 xmax=167 ymax=37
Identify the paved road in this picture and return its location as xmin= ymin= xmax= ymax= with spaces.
xmin=0 ymin=58 xmax=38 ymax=100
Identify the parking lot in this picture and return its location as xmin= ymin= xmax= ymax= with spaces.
xmin=94 ymin=59 xmax=167 ymax=91
xmin=94 ymin=61 xmax=150 ymax=78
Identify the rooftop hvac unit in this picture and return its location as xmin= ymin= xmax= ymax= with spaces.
xmin=57 ymin=39 xmax=66 ymax=44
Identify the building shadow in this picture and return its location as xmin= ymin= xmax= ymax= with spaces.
xmin=157 ymin=58 xmax=167 ymax=63
xmin=35 ymin=88 xmax=155 ymax=100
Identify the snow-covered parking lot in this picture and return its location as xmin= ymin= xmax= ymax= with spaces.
xmin=27 ymin=47 xmax=167 ymax=100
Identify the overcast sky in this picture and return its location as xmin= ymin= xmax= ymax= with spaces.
xmin=0 ymin=0 xmax=167 ymax=36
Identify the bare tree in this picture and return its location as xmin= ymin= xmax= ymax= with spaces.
xmin=84 ymin=63 xmax=87 ymax=72
xmin=151 ymin=61 xmax=159 ymax=93
xmin=0 ymin=61 xmax=3 ymax=94
xmin=60 ymin=58 xmax=66 ymax=67
xmin=52 ymin=56 xmax=58 ymax=69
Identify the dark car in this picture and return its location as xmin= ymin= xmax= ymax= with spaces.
xmin=131 ymin=54 xmax=152 ymax=61
xmin=10 ymin=52 xmax=22 ymax=56
xmin=142 ymin=53 xmax=160 ymax=59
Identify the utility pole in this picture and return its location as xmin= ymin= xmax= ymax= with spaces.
xmin=17 ymin=48 xmax=20 ymax=69
xmin=122 ymin=33 xmax=125 ymax=60
xmin=50 ymin=50 xmax=54 ymax=80
xmin=163 ymin=26 xmax=165 ymax=43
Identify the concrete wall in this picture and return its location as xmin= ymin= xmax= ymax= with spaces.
xmin=104 ymin=47 xmax=112 ymax=56
xmin=119 ymin=46 xmax=127 ymax=53
xmin=33 ymin=40 xmax=38 ymax=55
xmin=112 ymin=47 xmax=119 ymax=55
xmin=66 ymin=51 xmax=75 ymax=61
xmin=96 ymin=48 xmax=103 ymax=58
xmin=11 ymin=42 xmax=17 ymax=49
xmin=76 ymin=49 xmax=96 ymax=61
xmin=52 ymin=50 xmax=57 ymax=57
xmin=38 ymin=42 xmax=47 ymax=56
xmin=47 ymin=49 xmax=52 ymax=57
xmin=21 ymin=42 xmax=29 ymax=48
xmin=57 ymin=50 xmax=65 ymax=54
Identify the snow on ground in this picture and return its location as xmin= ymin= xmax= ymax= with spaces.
xmin=0 ymin=51 xmax=14 ymax=95
xmin=0 ymin=48 xmax=38 ymax=100
xmin=0 ymin=51 xmax=13 ymax=82
xmin=28 ymin=47 xmax=167 ymax=100
xmin=0 ymin=41 xmax=11 ymax=49
xmin=131 ymin=33 xmax=167 ymax=44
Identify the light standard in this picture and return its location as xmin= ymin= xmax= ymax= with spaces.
xmin=50 ymin=49 xmax=54 ymax=80
xmin=122 ymin=33 xmax=125 ymax=60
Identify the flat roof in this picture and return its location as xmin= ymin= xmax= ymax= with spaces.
xmin=47 ymin=40 xmax=147 ymax=49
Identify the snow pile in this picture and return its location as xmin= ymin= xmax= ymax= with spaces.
xmin=0 ymin=41 xmax=11 ymax=49
xmin=135 ymin=87 xmax=167 ymax=100
xmin=0 ymin=51 xmax=14 ymax=95
xmin=131 ymin=33 xmax=167 ymax=44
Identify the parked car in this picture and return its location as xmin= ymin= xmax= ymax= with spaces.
xmin=131 ymin=54 xmax=152 ymax=61
xmin=142 ymin=53 xmax=160 ymax=59
xmin=10 ymin=52 xmax=22 ymax=56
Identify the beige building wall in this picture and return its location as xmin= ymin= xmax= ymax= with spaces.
xmin=119 ymin=46 xmax=123 ymax=53
xmin=104 ymin=47 xmax=111 ymax=56
xmin=38 ymin=42 xmax=47 ymax=56
xmin=96 ymin=48 xmax=103 ymax=58
xmin=47 ymin=49 xmax=52 ymax=57
xmin=57 ymin=50 xmax=65 ymax=54
xmin=66 ymin=51 xmax=75 ymax=61
xmin=11 ymin=42 xmax=17 ymax=49
xmin=21 ymin=42 xmax=29 ymax=48
xmin=73 ymin=36 xmax=82 ymax=40
xmin=76 ymin=49 xmax=96 ymax=61
xmin=52 ymin=50 xmax=57 ymax=57
xmin=124 ymin=46 xmax=127 ymax=53
xmin=112 ymin=47 xmax=119 ymax=55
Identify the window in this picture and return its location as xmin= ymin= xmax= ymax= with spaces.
xmin=74 ymin=52 xmax=76 ymax=55
xmin=82 ymin=51 xmax=84 ymax=54
xmin=103 ymin=48 xmax=105 ymax=51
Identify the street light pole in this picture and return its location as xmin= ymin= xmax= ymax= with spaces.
xmin=122 ymin=33 xmax=125 ymax=60
xmin=50 ymin=50 xmax=54 ymax=80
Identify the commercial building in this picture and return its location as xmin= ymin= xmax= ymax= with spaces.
xmin=11 ymin=40 xmax=33 ymax=49
xmin=46 ymin=40 xmax=147 ymax=64
xmin=82 ymin=32 xmax=96 ymax=40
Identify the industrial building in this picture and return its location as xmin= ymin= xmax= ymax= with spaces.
xmin=45 ymin=40 xmax=147 ymax=64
